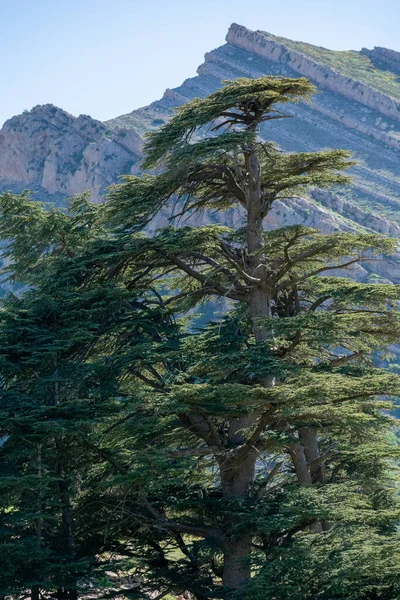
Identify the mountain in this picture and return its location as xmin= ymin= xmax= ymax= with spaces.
xmin=1 ymin=23 xmax=400 ymax=280
xmin=0 ymin=104 xmax=142 ymax=203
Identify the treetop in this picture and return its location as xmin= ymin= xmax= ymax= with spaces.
xmin=142 ymin=76 xmax=317 ymax=168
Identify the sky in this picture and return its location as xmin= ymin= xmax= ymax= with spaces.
xmin=1 ymin=0 xmax=399 ymax=127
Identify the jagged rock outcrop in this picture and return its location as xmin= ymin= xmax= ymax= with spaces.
xmin=227 ymin=24 xmax=400 ymax=122
xmin=0 ymin=104 xmax=142 ymax=202
xmin=361 ymin=46 xmax=400 ymax=75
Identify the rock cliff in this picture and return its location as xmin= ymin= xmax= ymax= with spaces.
xmin=2 ymin=23 xmax=400 ymax=282
xmin=0 ymin=104 xmax=142 ymax=203
xmin=226 ymin=24 xmax=400 ymax=123
xmin=361 ymin=46 xmax=400 ymax=75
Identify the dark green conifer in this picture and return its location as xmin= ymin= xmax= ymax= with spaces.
xmin=0 ymin=76 xmax=400 ymax=599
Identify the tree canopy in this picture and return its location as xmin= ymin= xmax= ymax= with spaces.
xmin=0 ymin=76 xmax=400 ymax=600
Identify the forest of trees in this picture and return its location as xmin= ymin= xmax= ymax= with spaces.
xmin=0 ymin=76 xmax=400 ymax=600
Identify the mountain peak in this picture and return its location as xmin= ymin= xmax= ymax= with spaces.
xmin=0 ymin=103 xmax=142 ymax=202
xmin=1 ymin=23 xmax=400 ymax=285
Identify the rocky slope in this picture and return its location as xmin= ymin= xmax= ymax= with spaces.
xmin=108 ymin=25 xmax=400 ymax=234
xmin=0 ymin=104 xmax=142 ymax=203
xmin=2 ymin=24 xmax=400 ymax=281
xmin=361 ymin=46 xmax=400 ymax=75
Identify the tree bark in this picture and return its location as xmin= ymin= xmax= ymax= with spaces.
xmin=56 ymin=436 xmax=78 ymax=600
xmin=222 ymin=536 xmax=253 ymax=590
xmin=32 ymin=445 xmax=43 ymax=600
xmin=289 ymin=443 xmax=312 ymax=486
xmin=220 ymin=448 xmax=256 ymax=590
xmin=220 ymin=138 xmax=274 ymax=591
xmin=298 ymin=427 xmax=324 ymax=483
xmin=291 ymin=430 xmax=325 ymax=533
xmin=56 ymin=587 xmax=78 ymax=600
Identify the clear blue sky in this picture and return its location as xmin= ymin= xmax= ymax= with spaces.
xmin=1 ymin=0 xmax=399 ymax=127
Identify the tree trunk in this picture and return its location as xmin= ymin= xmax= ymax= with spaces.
xmin=249 ymin=287 xmax=272 ymax=343
xmin=222 ymin=536 xmax=252 ymax=590
xmin=32 ymin=445 xmax=43 ymax=600
xmin=56 ymin=587 xmax=78 ymax=600
xmin=289 ymin=443 xmax=312 ymax=485
xmin=31 ymin=586 xmax=40 ymax=600
xmin=291 ymin=430 xmax=325 ymax=533
xmin=219 ymin=141 xmax=274 ymax=591
xmin=220 ymin=449 xmax=256 ymax=591
xmin=298 ymin=427 xmax=324 ymax=483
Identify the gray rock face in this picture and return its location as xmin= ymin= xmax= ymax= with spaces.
xmin=0 ymin=104 xmax=142 ymax=203
xmin=2 ymin=23 xmax=400 ymax=283
xmin=107 ymin=25 xmax=400 ymax=244
xmin=361 ymin=46 xmax=400 ymax=75
xmin=227 ymin=25 xmax=400 ymax=123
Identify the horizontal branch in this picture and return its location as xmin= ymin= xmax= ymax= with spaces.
xmin=166 ymin=252 xmax=247 ymax=301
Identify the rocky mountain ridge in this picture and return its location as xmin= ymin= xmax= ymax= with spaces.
xmin=0 ymin=104 xmax=142 ymax=203
xmin=227 ymin=25 xmax=400 ymax=123
xmin=2 ymin=24 xmax=400 ymax=281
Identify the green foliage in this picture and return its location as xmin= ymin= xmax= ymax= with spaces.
xmin=240 ymin=527 xmax=400 ymax=599
xmin=142 ymin=76 xmax=316 ymax=168
xmin=0 ymin=75 xmax=399 ymax=600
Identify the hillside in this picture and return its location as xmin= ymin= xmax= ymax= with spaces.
xmin=108 ymin=24 xmax=400 ymax=228
xmin=1 ymin=23 xmax=400 ymax=281
xmin=0 ymin=104 xmax=142 ymax=203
